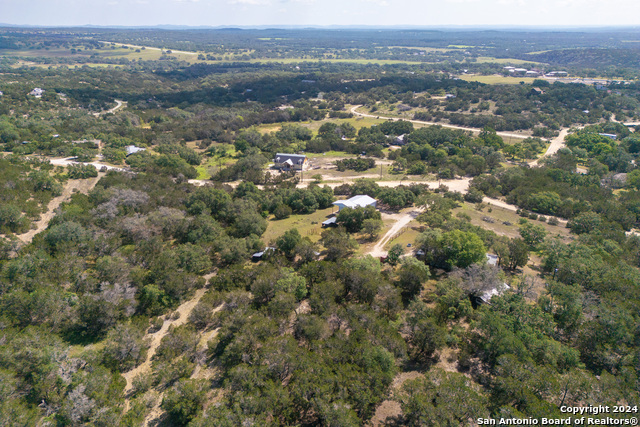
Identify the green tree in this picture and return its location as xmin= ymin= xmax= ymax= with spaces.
xmin=276 ymin=228 xmax=302 ymax=260
xmin=362 ymin=218 xmax=383 ymax=240
xmin=568 ymin=211 xmax=602 ymax=235
xmin=405 ymin=300 xmax=445 ymax=362
xmin=397 ymin=369 xmax=489 ymax=425
xmin=321 ymin=227 xmax=357 ymax=261
xmin=162 ymin=379 xmax=208 ymax=425
xmin=396 ymin=257 xmax=430 ymax=300
xmin=519 ymin=221 xmax=547 ymax=249
xmin=496 ymin=237 xmax=530 ymax=270
xmin=337 ymin=205 xmax=380 ymax=233
xmin=387 ymin=243 xmax=404 ymax=266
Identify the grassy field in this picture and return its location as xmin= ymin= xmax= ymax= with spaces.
xmin=385 ymin=221 xmax=423 ymax=251
xmin=242 ymin=58 xmax=431 ymax=65
xmin=254 ymin=116 xmax=386 ymax=137
xmin=459 ymin=75 xmax=538 ymax=85
xmin=262 ymin=207 xmax=336 ymax=245
xmin=2 ymin=44 xmax=445 ymax=67
xmin=453 ymin=202 xmax=571 ymax=241
xmin=195 ymin=144 xmax=237 ymax=180
xmin=474 ymin=56 xmax=542 ymax=65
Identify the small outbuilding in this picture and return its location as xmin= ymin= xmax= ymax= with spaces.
xmin=252 ymin=247 xmax=276 ymax=262
xmin=332 ymin=195 xmax=377 ymax=212
xmin=477 ymin=283 xmax=510 ymax=305
xmin=486 ymin=253 xmax=499 ymax=266
xmin=125 ymin=145 xmax=146 ymax=156
xmin=321 ymin=216 xmax=338 ymax=228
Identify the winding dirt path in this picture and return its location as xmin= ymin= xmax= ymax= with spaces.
xmin=121 ymin=288 xmax=208 ymax=397
xmin=16 ymin=174 xmax=102 ymax=244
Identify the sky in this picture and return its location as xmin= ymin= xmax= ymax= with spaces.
xmin=2 ymin=0 xmax=640 ymax=28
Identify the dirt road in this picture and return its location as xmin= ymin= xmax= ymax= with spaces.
xmin=16 ymin=174 xmax=102 ymax=245
xmin=528 ymin=128 xmax=570 ymax=167
xmin=482 ymin=196 xmax=567 ymax=225
xmin=350 ymin=105 xmax=529 ymax=140
xmin=188 ymin=176 xmax=472 ymax=192
xmin=94 ymin=99 xmax=126 ymax=117
xmin=369 ymin=209 xmax=423 ymax=257
xmin=49 ymin=157 xmax=126 ymax=172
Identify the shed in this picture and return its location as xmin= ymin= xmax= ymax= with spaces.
xmin=322 ymin=216 xmax=338 ymax=228
xmin=252 ymin=247 xmax=276 ymax=262
xmin=332 ymin=195 xmax=377 ymax=211
xmin=478 ymin=283 xmax=510 ymax=305
xmin=486 ymin=254 xmax=499 ymax=266
xmin=598 ymin=133 xmax=617 ymax=140
xmin=125 ymin=145 xmax=146 ymax=156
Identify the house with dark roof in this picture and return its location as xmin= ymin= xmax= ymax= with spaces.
xmin=274 ymin=153 xmax=309 ymax=171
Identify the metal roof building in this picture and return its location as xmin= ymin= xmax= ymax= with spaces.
xmin=332 ymin=195 xmax=377 ymax=211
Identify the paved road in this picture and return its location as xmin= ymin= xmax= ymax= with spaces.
xmin=350 ymin=105 xmax=530 ymax=140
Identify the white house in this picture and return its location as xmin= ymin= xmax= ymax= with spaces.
xmin=332 ymin=195 xmax=377 ymax=211
xmin=29 ymin=88 xmax=44 ymax=98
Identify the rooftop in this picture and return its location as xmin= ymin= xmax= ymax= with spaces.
xmin=333 ymin=195 xmax=377 ymax=209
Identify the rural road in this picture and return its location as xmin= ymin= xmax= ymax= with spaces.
xmin=49 ymin=157 xmax=127 ymax=172
xmin=187 ymin=176 xmax=473 ymax=192
xmin=528 ymin=128 xmax=570 ymax=167
xmin=350 ymin=105 xmax=530 ymax=140
xmin=369 ymin=209 xmax=423 ymax=257
xmin=94 ymin=99 xmax=126 ymax=117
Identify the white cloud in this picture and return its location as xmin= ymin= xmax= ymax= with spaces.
xmin=229 ymin=0 xmax=272 ymax=4
xmin=360 ymin=0 xmax=389 ymax=6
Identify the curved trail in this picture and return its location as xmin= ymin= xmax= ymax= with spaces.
xmin=121 ymin=288 xmax=208 ymax=396
xmin=350 ymin=105 xmax=530 ymax=140
xmin=15 ymin=174 xmax=102 ymax=244
xmin=94 ymin=99 xmax=126 ymax=117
